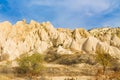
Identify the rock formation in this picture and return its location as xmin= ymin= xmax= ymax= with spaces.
xmin=0 ymin=20 xmax=120 ymax=60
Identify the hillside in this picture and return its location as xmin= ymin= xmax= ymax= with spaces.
xmin=0 ymin=20 xmax=120 ymax=80
xmin=0 ymin=20 xmax=120 ymax=60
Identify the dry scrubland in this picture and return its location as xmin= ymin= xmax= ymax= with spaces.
xmin=0 ymin=20 xmax=120 ymax=80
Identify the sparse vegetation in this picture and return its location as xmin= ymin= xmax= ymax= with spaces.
xmin=45 ymin=53 xmax=96 ymax=65
xmin=16 ymin=53 xmax=44 ymax=77
xmin=111 ymin=61 xmax=120 ymax=72
xmin=44 ymin=52 xmax=61 ymax=62
xmin=0 ymin=53 xmax=9 ymax=61
xmin=96 ymin=46 xmax=113 ymax=74
xmin=57 ymin=54 xmax=80 ymax=65
xmin=96 ymin=46 xmax=120 ymax=80
xmin=116 ymin=30 xmax=120 ymax=38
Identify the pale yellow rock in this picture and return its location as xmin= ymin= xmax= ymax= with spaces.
xmin=111 ymin=35 xmax=120 ymax=48
xmin=82 ymin=37 xmax=99 ymax=52
xmin=96 ymin=42 xmax=120 ymax=58
xmin=57 ymin=46 xmax=72 ymax=54
xmin=0 ymin=21 xmax=12 ymax=43
xmin=0 ymin=21 xmax=120 ymax=60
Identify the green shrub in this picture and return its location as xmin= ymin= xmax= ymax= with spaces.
xmin=95 ymin=45 xmax=114 ymax=74
xmin=17 ymin=53 xmax=44 ymax=76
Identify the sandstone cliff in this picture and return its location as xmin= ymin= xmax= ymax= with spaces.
xmin=0 ymin=20 xmax=120 ymax=60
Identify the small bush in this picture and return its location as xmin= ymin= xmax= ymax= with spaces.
xmin=45 ymin=52 xmax=96 ymax=65
xmin=44 ymin=53 xmax=61 ymax=62
xmin=95 ymin=45 xmax=114 ymax=74
xmin=45 ymin=53 xmax=95 ymax=65
xmin=58 ymin=54 xmax=96 ymax=65
xmin=110 ymin=59 xmax=120 ymax=72
xmin=78 ymin=54 xmax=96 ymax=65
xmin=17 ymin=53 xmax=44 ymax=76
xmin=57 ymin=54 xmax=80 ymax=65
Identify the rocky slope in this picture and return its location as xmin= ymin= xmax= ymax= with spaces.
xmin=0 ymin=20 xmax=120 ymax=60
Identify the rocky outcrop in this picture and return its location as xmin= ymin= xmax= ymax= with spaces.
xmin=82 ymin=37 xmax=99 ymax=52
xmin=0 ymin=20 xmax=120 ymax=60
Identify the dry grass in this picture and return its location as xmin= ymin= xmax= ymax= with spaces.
xmin=45 ymin=53 xmax=96 ymax=65
xmin=0 ymin=74 xmax=11 ymax=80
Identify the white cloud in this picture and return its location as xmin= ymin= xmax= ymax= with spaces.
xmin=24 ymin=0 xmax=113 ymax=28
xmin=28 ymin=0 xmax=111 ymax=13
xmin=2 ymin=0 xmax=120 ymax=28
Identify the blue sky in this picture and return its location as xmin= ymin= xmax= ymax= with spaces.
xmin=0 ymin=0 xmax=120 ymax=29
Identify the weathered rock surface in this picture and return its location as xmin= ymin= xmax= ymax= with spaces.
xmin=0 ymin=20 xmax=120 ymax=60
